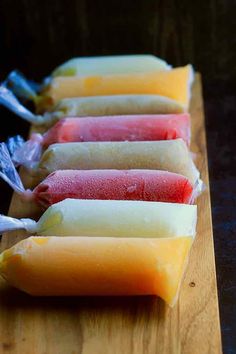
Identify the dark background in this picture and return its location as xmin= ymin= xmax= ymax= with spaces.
xmin=0 ymin=1 xmax=235 ymax=352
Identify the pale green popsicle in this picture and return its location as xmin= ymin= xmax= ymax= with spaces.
xmin=35 ymin=199 xmax=197 ymax=238
xmin=51 ymin=55 xmax=171 ymax=77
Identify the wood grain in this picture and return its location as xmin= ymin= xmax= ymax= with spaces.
xmin=0 ymin=75 xmax=222 ymax=354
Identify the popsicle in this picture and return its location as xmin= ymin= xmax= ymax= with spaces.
xmin=35 ymin=140 xmax=200 ymax=185
xmin=13 ymin=114 xmax=190 ymax=158
xmin=0 ymin=236 xmax=192 ymax=305
xmin=51 ymin=94 xmax=185 ymax=120
xmin=42 ymin=114 xmax=191 ymax=146
xmin=34 ymin=170 xmax=194 ymax=206
xmin=42 ymin=65 xmax=193 ymax=110
xmin=0 ymin=199 xmax=197 ymax=238
xmin=51 ymin=55 xmax=171 ymax=77
xmin=0 ymin=86 xmax=186 ymax=126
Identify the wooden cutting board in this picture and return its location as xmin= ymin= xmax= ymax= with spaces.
xmin=0 ymin=74 xmax=222 ymax=354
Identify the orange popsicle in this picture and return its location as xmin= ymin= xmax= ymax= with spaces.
xmin=0 ymin=236 xmax=192 ymax=305
xmin=43 ymin=65 xmax=193 ymax=109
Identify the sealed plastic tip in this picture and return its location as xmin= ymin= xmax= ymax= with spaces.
xmin=189 ymin=178 xmax=206 ymax=204
xmin=0 ymin=215 xmax=37 ymax=234
xmin=12 ymin=134 xmax=43 ymax=169
xmin=3 ymin=70 xmax=39 ymax=102
xmin=0 ymin=143 xmax=25 ymax=194
xmin=0 ymin=85 xmax=45 ymax=124
xmin=5 ymin=135 xmax=25 ymax=157
xmin=0 ymin=142 xmax=34 ymax=200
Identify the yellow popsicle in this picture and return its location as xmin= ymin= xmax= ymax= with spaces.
xmin=42 ymin=65 xmax=193 ymax=109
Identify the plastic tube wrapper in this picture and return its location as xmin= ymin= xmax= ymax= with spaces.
xmin=0 ymin=198 xmax=197 ymax=238
xmin=7 ymin=113 xmax=191 ymax=162
xmin=0 ymin=235 xmax=192 ymax=305
xmin=40 ymin=65 xmax=194 ymax=111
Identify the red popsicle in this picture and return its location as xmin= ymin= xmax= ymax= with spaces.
xmin=33 ymin=169 xmax=194 ymax=207
xmin=42 ymin=114 xmax=191 ymax=146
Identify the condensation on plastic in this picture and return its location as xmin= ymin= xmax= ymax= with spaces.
xmin=12 ymin=134 xmax=43 ymax=169
xmin=0 ymin=215 xmax=37 ymax=234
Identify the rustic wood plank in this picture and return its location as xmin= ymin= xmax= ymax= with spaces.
xmin=0 ymin=74 xmax=222 ymax=354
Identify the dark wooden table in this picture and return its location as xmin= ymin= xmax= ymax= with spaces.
xmin=0 ymin=1 xmax=235 ymax=353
